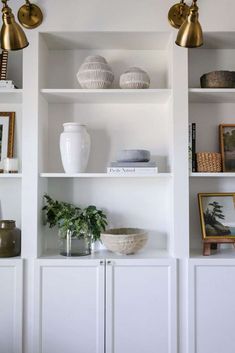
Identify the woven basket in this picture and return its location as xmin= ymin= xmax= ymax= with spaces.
xmin=196 ymin=152 xmax=222 ymax=172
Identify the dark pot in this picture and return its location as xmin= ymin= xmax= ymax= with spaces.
xmin=0 ymin=220 xmax=21 ymax=257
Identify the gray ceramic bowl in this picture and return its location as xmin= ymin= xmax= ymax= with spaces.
xmin=117 ymin=149 xmax=150 ymax=162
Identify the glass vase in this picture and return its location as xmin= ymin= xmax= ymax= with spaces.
xmin=59 ymin=230 xmax=91 ymax=257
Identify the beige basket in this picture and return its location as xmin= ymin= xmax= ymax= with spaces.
xmin=196 ymin=152 xmax=222 ymax=172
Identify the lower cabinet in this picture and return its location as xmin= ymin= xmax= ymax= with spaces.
xmin=188 ymin=260 xmax=235 ymax=353
xmin=34 ymin=258 xmax=177 ymax=353
xmin=0 ymin=259 xmax=23 ymax=353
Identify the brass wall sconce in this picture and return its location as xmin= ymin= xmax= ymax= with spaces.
xmin=1 ymin=0 xmax=43 ymax=51
xmin=18 ymin=0 xmax=43 ymax=29
xmin=168 ymin=0 xmax=203 ymax=48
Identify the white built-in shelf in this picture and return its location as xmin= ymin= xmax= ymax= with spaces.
xmin=0 ymin=89 xmax=23 ymax=104
xmin=0 ymin=173 xmax=22 ymax=178
xmin=191 ymin=248 xmax=235 ymax=260
xmin=40 ymin=173 xmax=172 ymax=178
xmin=40 ymin=89 xmax=171 ymax=104
xmin=190 ymin=172 xmax=235 ymax=178
xmin=40 ymin=249 xmax=170 ymax=260
xmin=189 ymin=88 xmax=235 ymax=103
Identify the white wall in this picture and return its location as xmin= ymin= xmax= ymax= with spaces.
xmin=8 ymin=0 xmax=235 ymax=33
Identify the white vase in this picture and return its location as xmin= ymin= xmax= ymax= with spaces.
xmin=60 ymin=123 xmax=91 ymax=173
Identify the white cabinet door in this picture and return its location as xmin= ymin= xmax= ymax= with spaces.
xmin=34 ymin=260 xmax=105 ymax=353
xmin=106 ymin=259 xmax=177 ymax=353
xmin=0 ymin=260 xmax=23 ymax=353
xmin=189 ymin=260 xmax=235 ymax=353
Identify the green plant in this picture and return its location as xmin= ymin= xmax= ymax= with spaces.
xmin=42 ymin=194 xmax=107 ymax=241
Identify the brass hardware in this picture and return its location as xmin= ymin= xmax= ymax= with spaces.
xmin=18 ymin=0 xmax=43 ymax=29
xmin=168 ymin=0 xmax=190 ymax=29
xmin=175 ymin=0 xmax=203 ymax=48
xmin=1 ymin=0 xmax=29 ymax=50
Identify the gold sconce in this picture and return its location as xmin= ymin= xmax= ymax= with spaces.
xmin=168 ymin=0 xmax=203 ymax=48
xmin=1 ymin=0 xmax=43 ymax=51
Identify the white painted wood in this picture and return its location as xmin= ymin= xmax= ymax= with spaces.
xmin=0 ymin=260 xmax=23 ymax=353
xmin=189 ymin=89 xmax=235 ymax=103
xmin=105 ymin=259 xmax=177 ymax=353
xmin=40 ymin=89 xmax=171 ymax=104
xmin=34 ymin=260 xmax=105 ymax=353
xmin=0 ymin=173 xmax=22 ymax=178
xmin=189 ymin=260 xmax=235 ymax=353
xmin=40 ymin=172 xmax=172 ymax=178
xmin=0 ymin=90 xmax=23 ymax=104
xmin=190 ymin=173 xmax=235 ymax=178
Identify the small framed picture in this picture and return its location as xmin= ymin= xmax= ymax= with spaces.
xmin=220 ymin=124 xmax=235 ymax=172
xmin=198 ymin=193 xmax=235 ymax=240
xmin=0 ymin=112 xmax=15 ymax=171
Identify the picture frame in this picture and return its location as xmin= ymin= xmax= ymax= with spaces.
xmin=198 ymin=193 xmax=235 ymax=255
xmin=220 ymin=124 xmax=235 ymax=172
xmin=0 ymin=112 xmax=15 ymax=172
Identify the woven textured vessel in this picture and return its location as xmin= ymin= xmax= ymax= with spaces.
xmin=120 ymin=67 xmax=150 ymax=89
xmin=77 ymin=55 xmax=114 ymax=89
xmin=101 ymin=228 xmax=148 ymax=255
xmin=200 ymin=71 xmax=235 ymax=88
xmin=196 ymin=152 xmax=222 ymax=172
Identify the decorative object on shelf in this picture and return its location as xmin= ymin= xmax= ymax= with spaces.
xmin=0 ymin=50 xmax=8 ymax=80
xmin=0 ymin=112 xmax=15 ymax=172
xmin=107 ymin=161 xmax=158 ymax=175
xmin=119 ymin=67 xmax=150 ymax=89
xmin=196 ymin=152 xmax=222 ymax=173
xmin=101 ymin=228 xmax=148 ymax=255
xmin=168 ymin=0 xmax=190 ymax=29
xmin=3 ymin=157 xmax=18 ymax=173
xmin=18 ymin=0 xmax=43 ymax=29
xmin=42 ymin=195 xmax=108 ymax=257
xmin=1 ymin=0 xmax=29 ymax=50
xmin=60 ymin=122 xmax=91 ymax=174
xmin=198 ymin=193 xmax=235 ymax=256
xmin=201 ymin=71 xmax=235 ymax=88
xmin=77 ymin=55 xmax=114 ymax=89
xmin=189 ymin=123 xmax=196 ymax=172
xmin=117 ymin=149 xmax=151 ymax=163
xmin=220 ymin=124 xmax=235 ymax=172
xmin=0 ymin=220 xmax=21 ymax=257
xmin=168 ymin=0 xmax=203 ymax=48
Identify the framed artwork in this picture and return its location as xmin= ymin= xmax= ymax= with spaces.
xmin=0 ymin=112 xmax=15 ymax=172
xmin=220 ymin=124 xmax=235 ymax=172
xmin=198 ymin=193 xmax=235 ymax=240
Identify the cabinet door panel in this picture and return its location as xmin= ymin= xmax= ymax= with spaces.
xmin=106 ymin=259 xmax=177 ymax=353
xmin=34 ymin=260 xmax=104 ymax=353
xmin=189 ymin=261 xmax=235 ymax=353
xmin=0 ymin=260 xmax=23 ymax=353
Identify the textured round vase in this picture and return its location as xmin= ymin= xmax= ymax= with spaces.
xmin=120 ymin=67 xmax=150 ymax=89
xmin=77 ymin=55 xmax=114 ymax=89
xmin=0 ymin=220 xmax=21 ymax=257
xmin=60 ymin=123 xmax=91 ymax=173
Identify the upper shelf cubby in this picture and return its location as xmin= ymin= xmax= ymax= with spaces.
xmin=189 ymin=32 xmax=235 ymax=89
xmin=38 ymin=32 xmax=172 ymax=90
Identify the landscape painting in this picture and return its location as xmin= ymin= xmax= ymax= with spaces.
xmin=198 ymin=193 xmax=235 ymax=239
xmin=220 ymin=124 xmax=235 ymax=172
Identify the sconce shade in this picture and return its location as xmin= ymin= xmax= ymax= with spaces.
xmin=175 ymin=1 xmax=203 ymax=48
xmin=1 ymin=3 xmax=29 ymax=50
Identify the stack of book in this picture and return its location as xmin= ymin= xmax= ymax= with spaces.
xmin=0 ymin=80 xmax=15 ymax=89
xmin=107 ymin=161 xmax=158 ymax=175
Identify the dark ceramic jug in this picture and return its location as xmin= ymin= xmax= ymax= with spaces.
xmin=0 ymin=220 xmax=21 ymax=257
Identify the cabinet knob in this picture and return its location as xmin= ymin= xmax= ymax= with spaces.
xmin=100 ymin=260 xmax=104 ymax=265
xmin=107 ymin=260 xmax=112 ymax=265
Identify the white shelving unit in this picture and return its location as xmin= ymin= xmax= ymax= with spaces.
xmin=40 ymin=172 xmax=173 ymax=178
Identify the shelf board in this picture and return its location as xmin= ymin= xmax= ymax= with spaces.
xmin=40 ymin=173 xmax=172 ymax=178
xmin=39 ymin=249 xmax=170 ymax=260
xmin=40 ymin=89 xmax=171 ymax=104
xmin=190 ymin=173 xmax=235 ymax=178
xmin=0 ymin=89 xmax=23 ymax=104
xmin=0 ymin=173 xmax=22 ymax=178
xmin=189 ymin=88 xmax=235 ymax=103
